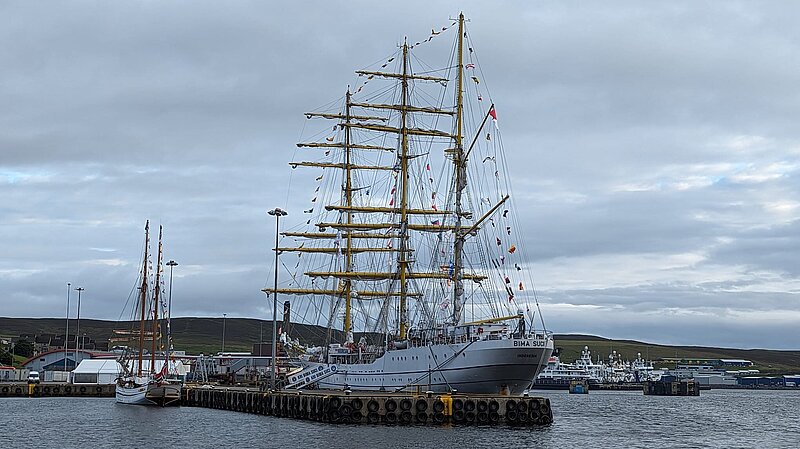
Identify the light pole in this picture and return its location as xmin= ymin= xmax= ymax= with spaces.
xmin=65 ymin=282 xmax=71 ymax=371
xmin=267 ymin=207 xmax=287 ymax=390
xmin=166 ymin=260 xmax=178 ymax=353
xmin=74 ymin=287 xmax=84 ymax=364
xmin=166 ymin=261 xmax=178 ymax=319
xmin=221 ymin=313 xmax=227 ymax=354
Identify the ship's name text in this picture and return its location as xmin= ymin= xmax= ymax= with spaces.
xmin=513 ymin=340 xmax=547 ymax=347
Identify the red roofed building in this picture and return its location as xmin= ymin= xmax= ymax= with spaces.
xmin=22 ymin=349 xmax=116 ymax=380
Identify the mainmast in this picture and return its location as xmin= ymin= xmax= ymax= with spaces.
xmin=151 ymin=225 xmax=163 ymax=375
xmin=343 ymin=89 xmax=354 ymax=344
xmin=398 ymin=41 xmax=410 ymax=340
xmin=452 ymin=12 xmax=466 ymax=325
xmin=137 ymin=221 xmax=150 ymax=377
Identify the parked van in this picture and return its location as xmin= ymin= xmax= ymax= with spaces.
xmin=27 ymin=371 xmax=40 ymax=384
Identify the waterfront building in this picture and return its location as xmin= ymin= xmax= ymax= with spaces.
xmin=21 ymin=349 xmax=116 ymax=381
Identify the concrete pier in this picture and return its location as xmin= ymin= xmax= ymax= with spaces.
xmin=183 ymin=386 xmax=554 ymax=426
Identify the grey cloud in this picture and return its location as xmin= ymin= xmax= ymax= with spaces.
xmin=1 ymin=1 xmax=799 ymax=349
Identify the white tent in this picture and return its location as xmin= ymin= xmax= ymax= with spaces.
xmin=72 ymin=359 xmax=122 ymax=385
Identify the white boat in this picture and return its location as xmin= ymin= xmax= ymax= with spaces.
xmin=266 ymin=13 xmax=553 ymax=396
xmin=115 ymin=222 xmax=182 ymax=406
xmin=573 ymin=346 xmax=606 ymax=381
xmin=115 ymin=373 xmax=180 ymax=406
xmin=116 ymin=361 xmax=183 ymax=406
xmin=536 ymin=356 xmax=593 ymax=383
xmin=629 ymin=352 xmax=663 ymax=382
xmin=116 ymin=383 xmax=182 ymax=406
xmin=115 ymin=381 xmax=149 ymax=405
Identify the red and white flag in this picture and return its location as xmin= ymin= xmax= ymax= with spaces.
xmin=153 ymin=362 xmax=168 ymax=382
xmin=489 ymin=106 xmax=498 ymax=129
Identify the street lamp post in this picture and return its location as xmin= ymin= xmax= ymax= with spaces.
xmin=65 ymin=283 xmax=71 ymax=371
xmin=267 ymin=207 xmax=287 ymax=390
xmin=74 ymin=287 xmax=84 ymax=364
xmin=221 ymin=313 xmax=227 ymax=354
xmin=166 ymin=260 xmax=178 ymax=354
xmin=166 ymin=261 xmax=178 ymax=320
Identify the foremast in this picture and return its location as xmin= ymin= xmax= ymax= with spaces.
xmin=137 ymin=221 xmax=150 ymax=377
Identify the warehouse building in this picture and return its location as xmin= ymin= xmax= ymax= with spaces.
xmin=22 ymin=349 xmax=116 ymax=381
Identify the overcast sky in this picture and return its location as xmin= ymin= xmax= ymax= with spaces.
xmin=1 ymin=1 xmax=798 ymax=350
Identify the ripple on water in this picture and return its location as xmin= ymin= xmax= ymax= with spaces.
xmin=7 ymin=389 xmax=800 ymax=449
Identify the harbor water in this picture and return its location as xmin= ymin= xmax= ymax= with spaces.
xmin=7 ymin=389 xmax=799 ymax=448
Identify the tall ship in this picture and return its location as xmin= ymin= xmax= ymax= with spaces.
xmin=115 ymin=221 xmax=182 ymax=406
xmin=266 ymin=13 xmax=554 ymax=396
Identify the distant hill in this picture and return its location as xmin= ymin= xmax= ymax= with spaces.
xmin=0 ymin=317 xmax=343 ymax=356
xmin=2 ymin=318 xmax=799 ymax=374
xmin=553 ymin=334 xmax=800 ymax=375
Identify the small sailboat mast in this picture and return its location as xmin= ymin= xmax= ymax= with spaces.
xmin=150 ymin=225 xmax=163 ymax=375
xmin=137 ymin=220 xmax=150 ymax=377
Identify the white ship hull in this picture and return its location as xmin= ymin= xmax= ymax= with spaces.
xmin=307 ymin=336 xmax=553 ymax=395
xmin=116 ymin=378 xmax=181 ymax=406
xmin=115 ymin=383 xmax=150 ymax=405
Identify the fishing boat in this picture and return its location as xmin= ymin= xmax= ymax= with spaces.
xmin=115 ymin=221 xmax=182 ymax=406
xmin=265 ymin=13 xmax=554 ymax=396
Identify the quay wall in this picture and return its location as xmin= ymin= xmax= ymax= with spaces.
xmin=0 ymin=382 xmax=115 ymax=397
xmin=182 ymin=386 xmax=554 ymax=426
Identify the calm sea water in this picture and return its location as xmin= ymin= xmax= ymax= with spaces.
xmin=7 ymin=389 xmax=799 ymax=448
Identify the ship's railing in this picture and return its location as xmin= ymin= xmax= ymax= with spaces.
xmin=327 ymin=329 xmax=553 ymax=358
xmin=398 ymin=327 xmax=552 ymax=348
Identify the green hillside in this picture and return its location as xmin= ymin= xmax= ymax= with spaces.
xmin=2 ymin=318 xmax=799 ymax=374
xmin=0 ymin=317 xmax=342 ymax=359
